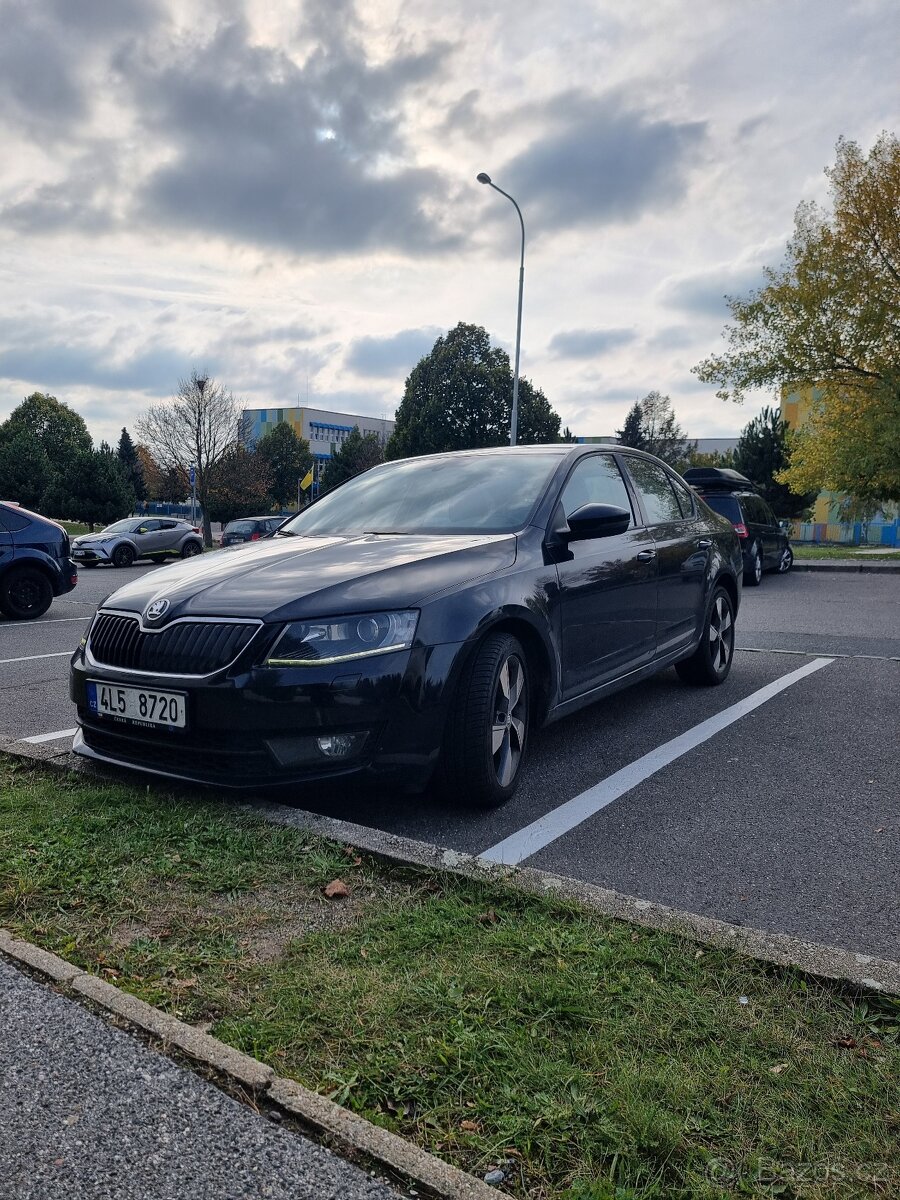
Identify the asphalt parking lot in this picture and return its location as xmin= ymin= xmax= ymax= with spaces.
xmin=2 ymin=563 xmax=897 ymax=963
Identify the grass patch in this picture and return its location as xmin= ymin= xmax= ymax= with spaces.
xmin=57 ymin=519 xmax=91 ymax=536
xmin=1 ymin=758 xmax=897 ymax=1198
xmin=792 ymin=545 xmax=899 ymax=560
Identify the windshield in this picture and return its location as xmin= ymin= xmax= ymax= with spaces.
xmin=99 ymin=519 xmax=140 ymax=534
xmin=224 ymin=520 xmax=257 ymax=535
xmin=279 ymin=453 xmax=562 ymax=537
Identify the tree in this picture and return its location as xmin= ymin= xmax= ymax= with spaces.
xmin=685 ymin=446 xmax=735 ymax=469
xmin=386 ymin=323 xmax=561 ymax=459
xmin=616 ymin=402 xmax=647 ymax=451
xmin=44 ymin=446 xmax=135 ymax=530
xmin=615 ymin=392 xmax=691 ymax=467
xmin=117 ymin=428 xmax=146 ymax=502
xmin=0 ymin=431 xmax=54 ymax=510
xmin=321 ymin=426 xmax=385 ymax=491
xmin=255 ymin=422 xmax=313 ymax=510
xmin=205 ymin=445 xmax=271 ymax=524
xmin=694 ymin=132 xmax=900 ymax=504
xmin=731 ymin=406 xmax=815 ymax=517
xmin=0 ymin=392 xmax=92 ymax=467
xmin=138 ymin=371 xmax=245 ymax=546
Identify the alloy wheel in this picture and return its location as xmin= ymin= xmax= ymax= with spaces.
xmin=708 ymin=594 xmax=734 ymax=674
xmin=491 ymin=653 xmax=527 ymax=788
xmin=779 ymin=547 xmax=793 ymax=573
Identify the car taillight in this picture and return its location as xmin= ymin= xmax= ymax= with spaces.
xmin=192 ymin=526 xmax=201 ymax=534
xmin=733 ymin=522 xmax=748 ymax=538
xmin=250 ymin=532 xmax=261 ymax=541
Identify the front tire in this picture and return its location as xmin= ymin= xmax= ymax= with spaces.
xmin=112 ymin=544 xmax=135 ymax=568
xmin=0 ymin=567 xmax=53 ymax=620
xmin=440 ymin=632 xmax=530 ymax=808
xmin=778 ymin=546 xmax=794 ymax=574
xmin=744 ymin=543 xmax=762 ymax=586
xmin=675 ymin=586 xmax=735 ymax=686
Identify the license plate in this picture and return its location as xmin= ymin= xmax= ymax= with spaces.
xmin=74 ymin=550 xmax=87 ymax=557
xmin=86 ymin=681 xmax=187 ymax=729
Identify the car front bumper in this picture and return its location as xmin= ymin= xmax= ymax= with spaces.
xmin=72 ymin=546 xmax=113 ymax=564
xmin=69 ymin=638 xmax=466 ymax=790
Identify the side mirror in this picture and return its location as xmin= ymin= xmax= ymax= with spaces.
xmin=565 ymin=502 xmax=631 ymax=540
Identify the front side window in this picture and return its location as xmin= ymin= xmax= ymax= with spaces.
xmin=559 ymin=454 xmax=633 ymax=524
xmin=624 ymin=457 xmax=684 ymax=524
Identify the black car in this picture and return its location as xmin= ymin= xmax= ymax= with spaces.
xmin=220 ymin=516 xmax=285 ymax=546
xmin=683 ymin=468 xmax=793 ymax=585
xmin=0 ymin=502 xmax=78 ymax=619
xmin=70 ymin=446 xmax=742 ymax=805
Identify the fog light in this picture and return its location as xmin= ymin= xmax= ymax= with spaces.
xmin=316 ymin=732 xmax=368 ymax=758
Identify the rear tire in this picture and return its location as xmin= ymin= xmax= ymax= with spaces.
xmin=675 ymin=586 xmax=735 ymax=686
xmin=181 ymin=540 xmax=202 ymax=559
xmin=0 ymin=567 xmax=53 ymax=620
xmin=112 ymin=544 xmax=135 ymax=568
xmin=439 ymin=632 xmax=530 ymax=808
xmin=744 ymin=543 xmax=762 ymax=586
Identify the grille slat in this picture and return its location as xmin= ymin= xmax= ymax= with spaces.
xmin=88 ymin=613 xmax=257 ymax=675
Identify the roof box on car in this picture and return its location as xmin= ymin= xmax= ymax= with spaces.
xmin=682 ymin=467 xmax=755 ymax=493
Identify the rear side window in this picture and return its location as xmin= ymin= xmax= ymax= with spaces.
xmin=0 ymin=505 xmax=31 ymax=531
xmin=623 ymin=457 xmax=683 ymax=524
xmin=670 ymin=475 xmax=696 ymax=519
xmin=703 ymin=494 xmax=742 ymax=522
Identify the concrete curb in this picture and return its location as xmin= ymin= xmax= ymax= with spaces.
xmin=791 ymin=559 xmax=900 ymax=573
xmin=246 ymin=801 xmax=900 ymax=996
xmin=0 ymin=929 xmax=500 ymax=1200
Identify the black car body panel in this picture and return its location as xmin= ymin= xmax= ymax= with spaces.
xmin=71 ymin=446 xmax=742 ymax=790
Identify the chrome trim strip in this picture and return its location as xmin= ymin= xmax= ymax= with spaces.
xmin=85 ymin=609 xmax=265 ymax=680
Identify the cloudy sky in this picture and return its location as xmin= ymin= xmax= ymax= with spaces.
xmin=1 ymin=0 xmax=897 ymax=447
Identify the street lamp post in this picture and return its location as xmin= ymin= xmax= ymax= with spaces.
xmin=477 ymin=172 xmax=525 ymax=447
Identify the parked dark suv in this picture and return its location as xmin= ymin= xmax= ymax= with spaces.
xmin=0 ymin=502 xmax=78 ymax=619
xmin=683 ymin=468 xmax=792 ymax=585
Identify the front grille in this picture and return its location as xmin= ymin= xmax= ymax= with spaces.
xmin=88 ymin=612 xmax=258 ymax=675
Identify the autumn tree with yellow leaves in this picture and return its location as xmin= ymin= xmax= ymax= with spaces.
xmin=695 ymin=133 xmax=900 ymax=505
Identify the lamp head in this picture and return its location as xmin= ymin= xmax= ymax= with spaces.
xmin=476 ymin=172 xmax=492 ymax=185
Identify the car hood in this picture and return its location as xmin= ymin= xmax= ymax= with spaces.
xmin=97 ymin=532 xmax=517 ymax=623
xmin=73 ymin=533 xmax=121 ymax=545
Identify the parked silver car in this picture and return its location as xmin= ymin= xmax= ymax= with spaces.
xmin=72 ymin=518 xmax=203 ymax=568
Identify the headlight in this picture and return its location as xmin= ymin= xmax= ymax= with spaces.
xmin=264 ymin=610 xmax=419 ymax=667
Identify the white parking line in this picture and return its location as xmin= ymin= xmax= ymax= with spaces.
xmin=0 ymin=616 xmax=92 ymax=626
xmin=0 ymin=652 xmax=73 ymax=665
xmin=480 ymin=656 xmax=834 ymax=866
xmin=22 ymin=728 xmax=77 ymax=744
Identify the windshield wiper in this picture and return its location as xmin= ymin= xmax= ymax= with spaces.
xmin=274 ymin=529 xmax=296 ymax=537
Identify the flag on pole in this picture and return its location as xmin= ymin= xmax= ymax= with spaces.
xmin=299 ymin=467 xmax=314 ymax=491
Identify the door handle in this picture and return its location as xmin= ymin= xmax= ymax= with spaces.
xmin=637 ymin=549 xmax=656 ymax=561
xmin=697 ymin=538 xmax=712 ymax=548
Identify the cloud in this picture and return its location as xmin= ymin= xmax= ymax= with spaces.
xmin=548 ymin=327 xmax=636 ymax=358
xmin=0 ymin=341 xmax=188 ymax=394
xmin=346 ymin=327 xmax=442 ymax=376
xmin=501 ymin=91 xmax=706 ymax=230
xmin=0 ymin=0 xmax=160 ymax=132
xmin=656 ymin=260 xmax=768 ymax=318
xmin=124 ymin=15 xmax=460 ymax=256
